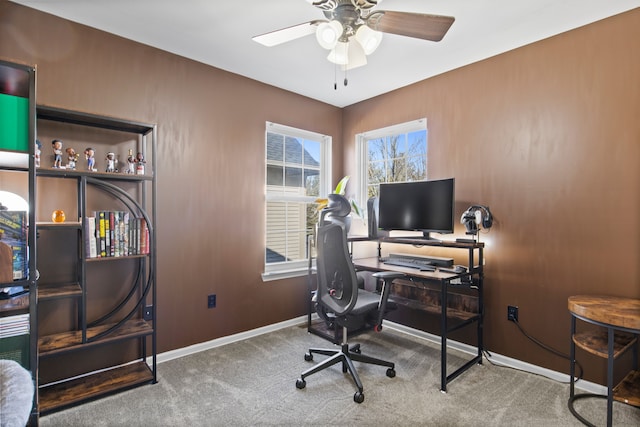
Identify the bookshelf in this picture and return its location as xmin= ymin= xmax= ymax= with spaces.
xmin=0 ymin=59 xmax=37 ymax=425
xmin=34 ymin=105 xmax=157 ymax=415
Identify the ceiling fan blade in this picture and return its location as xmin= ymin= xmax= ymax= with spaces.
xmin=253 ymin=20 xmax=324 ymax=47
xmin=368 ymin=11 xmax=455 ymax=42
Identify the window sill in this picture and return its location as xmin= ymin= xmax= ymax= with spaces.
xmin=261 ymin=267 xmax=313 ymax=282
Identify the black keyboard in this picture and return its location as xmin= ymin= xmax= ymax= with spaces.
xmin=383 ymin=258 xmax=436 ymax=271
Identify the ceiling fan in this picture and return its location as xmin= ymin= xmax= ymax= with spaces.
xmin=253 ymin=0 xmax=455 ymax=72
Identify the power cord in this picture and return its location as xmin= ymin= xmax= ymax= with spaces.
xmin=482 ymin=318 xmax=584 ymax=384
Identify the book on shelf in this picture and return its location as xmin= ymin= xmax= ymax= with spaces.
xmin=85 ymin=216 xmax=98 ymax=259
xmin=122 ymin=211 xmax=130 ymax=256
xmin=104 ymin=212 xmax=111 ymax=256
xmin=0 ymin=313 xmax=29 ymax=338
xmin=86 ymin=211 xmax=148 ymax=258
xmin=0 ymin=210 xmax=28 ymax=282
xmin=96 ymin=211 xmax=106 ymax=257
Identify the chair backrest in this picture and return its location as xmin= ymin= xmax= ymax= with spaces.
xmin=316 ymin=199 xmax=358 ymax=317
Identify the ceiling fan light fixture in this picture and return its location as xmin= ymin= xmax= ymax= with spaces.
xmin=355 ymin=25 xmax=383 ymax=55
xmin=343 ymin=39 xmax=367 ymax=70
xmin=327 ymin=41 xmax=349 ymax=65
xmin=316 ymin=20 xmax=343 ymax=49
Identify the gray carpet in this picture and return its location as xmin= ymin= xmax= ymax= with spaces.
xmin=40 ymin=324 xmax=640 ymax=426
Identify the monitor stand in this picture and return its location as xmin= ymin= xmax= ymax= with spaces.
xmin=421 ymin=231 xmax=441 ymax=242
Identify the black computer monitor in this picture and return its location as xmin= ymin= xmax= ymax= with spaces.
xmin=378 ymin=178 xmax=455 ymax=240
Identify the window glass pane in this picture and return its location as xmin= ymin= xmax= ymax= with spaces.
xmin=406 ymin=155 xmax=426 ymax=181
xmin=305 ymin=170 xmax=320 ymax=197
xmin=265 ymin=122 xmax=329 ymax=275
xmin=387 ymin=134 xmax=406 ymax=156
xmin=367 ymin=184 xmax=379 ymax=199
xmin=360 ymin=123 xmax=427 ymax=202
xmin=386 ymin=158 xmax=406 ymax=182
xmin=304 ymin=139 xmax=321 ymax=167
xmin=368 ymin=160 xmax=385 ymax=185
xmin=266 ymin=201 xmax=313 ymax=264
xmin=285 ymin=166 xmax=302 ymax=188
xmin=266 ymin=132 xmax=283 ymax=161
xmin=367 ymin=138 xmax=385 ymax=161
xmin=285 ymin=136 xmax=303 ymax=164
xmin=266 ymin=164 xmax=283 ymax=186
xmin=408 ymin=130 xmax=426 ymax=156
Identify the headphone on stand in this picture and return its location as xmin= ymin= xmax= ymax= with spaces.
xmin=460 ymin=205 xmax=493 ymax=235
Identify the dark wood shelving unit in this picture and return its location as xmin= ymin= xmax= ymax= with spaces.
xmin=38 ymin=319 xmax=153 ymax=356
xmin=38 ymin=361 xmax=154 ymax=413
xmin=37 ymin=283 xmax=82 ymax=301
xmin=34 ymin=105 xmax=158 ymax=416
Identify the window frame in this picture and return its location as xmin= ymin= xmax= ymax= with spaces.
xmin=355 ymin=118 xmax=427 ymax=219
xmin=262 ymin=121 xmax=331 ymax=281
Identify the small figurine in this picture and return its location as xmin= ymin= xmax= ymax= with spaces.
xmin=84 ymin=147 xmax=96 ymax=171
xmin=105 ymin=152 xmax=117 ymax=173
xmin=126 ymin=149 xmax=135 ymax=174
xmin=52 ymin=139 xmax=63 ymax=168
xmin=35 ymin=139 xmax=42 ymax=168
xmin=135 ymin=152 xmax=146 ymax=175
xmin=66 ymin=147 xmax=79 ymax=170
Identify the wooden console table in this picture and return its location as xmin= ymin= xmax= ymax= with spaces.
xmin=568 ymin=295 xmax=640 ymax=427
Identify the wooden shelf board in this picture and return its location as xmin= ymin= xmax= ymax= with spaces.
xmin=38 ymin=283 xmax=82 ymax=301
xmin=36 ymin=221 xmax=82 ymax=229
xmin=390 ymin=295 xmax=479 ymax=321
xmin=613 ymin=370 xmax=640 ymax=407
xmin=39 ymin=319 xmax=153 ymax=357
xmin=572 ymin=330 xmax=637 ymax=359
xmin=39 ymin=361 xmax=154 ymax=414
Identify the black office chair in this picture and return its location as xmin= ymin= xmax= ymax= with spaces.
xmin=296 ymin=194 xmax=403 ymax=403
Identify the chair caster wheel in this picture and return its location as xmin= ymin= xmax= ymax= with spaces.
xmin=296 ymin=379 xmax=306 ymax=389
xmin=304 ymin=353 xmax=313 ymax=361
xmin=354 ymin=391 xmax=364 ymax=403
xmin=386 ymin=368 xmax=396 ymax=378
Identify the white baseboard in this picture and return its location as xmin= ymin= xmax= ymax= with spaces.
xmin=149 ymin=316 xmax=605 ymax=396
xmin=384 ymin=321 xmax=607 ymax=395
xmin=150 ymin=316 xmax=308 ymax=364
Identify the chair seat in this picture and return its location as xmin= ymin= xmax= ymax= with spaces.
xmin=350 ymin=289 xmax=384 ymax=316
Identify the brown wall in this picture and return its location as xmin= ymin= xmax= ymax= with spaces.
xmin=2 ymin=1 xmax=639 ymax=386
xmin=343 ymin=9 xmax=640 ymax=383
xmin=0 ymin=2 xmax=342 ymax=353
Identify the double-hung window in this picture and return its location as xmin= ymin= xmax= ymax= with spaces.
xmin=356 ymin=119 xmax=427 ymax=210
xmin=263 ymin=122 xmax=331 ymax=281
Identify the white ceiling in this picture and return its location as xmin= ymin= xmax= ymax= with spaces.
xmin=9 ymin=0 xmax=640 ymax=107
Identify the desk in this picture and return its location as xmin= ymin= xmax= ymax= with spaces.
xmin=568 ymin=295 xmax=640 ymax=427
xmin=353 ymin=256 xmax=483 ymax=392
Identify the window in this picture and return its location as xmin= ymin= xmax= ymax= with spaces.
xmin=263 ymin=122 xmax=331 ymax=281
xmin=356 ymin=119 xmax=427 ymax=211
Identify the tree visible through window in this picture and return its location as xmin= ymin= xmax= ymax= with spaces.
xmin=264 ymin=122 xmax=330 ymax=279
xmin=357 ymin=119 xmax=427 ymax=205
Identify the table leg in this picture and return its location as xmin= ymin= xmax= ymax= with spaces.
xmin=606 ymin=327 xmax=614 ymax=427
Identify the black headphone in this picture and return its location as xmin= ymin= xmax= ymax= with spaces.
xmin=460 ymin=205 xmax=493 ymax=234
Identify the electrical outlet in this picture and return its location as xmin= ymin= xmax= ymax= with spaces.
xmin=208 ymin=294 xmax=216 ymax=308
xmin=507 ymin=305 xmax=518 ymax=322
xmin=143 ymin=305 xmax=153 ymax=321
